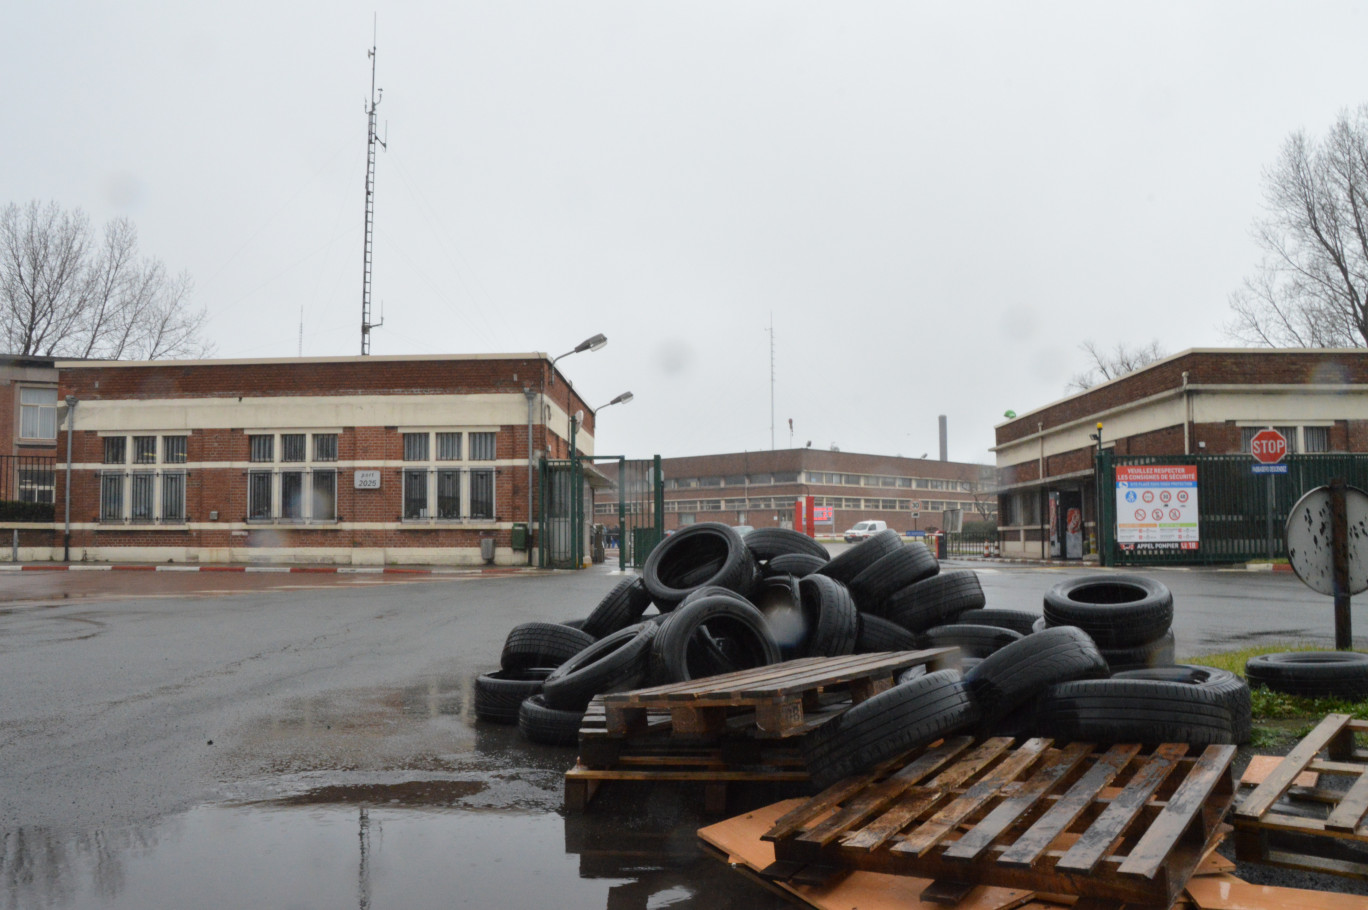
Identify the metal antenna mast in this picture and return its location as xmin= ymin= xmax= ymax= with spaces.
xmin=360 ymin=21 xmax=387 ymax=355
xmin=768 ymin=313 xmax=775 ymax=450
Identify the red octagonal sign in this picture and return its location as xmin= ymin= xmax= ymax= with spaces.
xmin=1251 ymin=428 xmax=1288 ymax=464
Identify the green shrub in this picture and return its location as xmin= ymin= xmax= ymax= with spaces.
xmin=0 ymin=500 xmax=55 ymax=522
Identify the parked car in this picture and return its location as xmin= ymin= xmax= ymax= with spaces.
xmin=843 ymin=520 xmax=888 ymax=543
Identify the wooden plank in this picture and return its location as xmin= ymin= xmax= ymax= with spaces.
xmin=1240 ymin=754 xmax=1318 ymax=789
xmin=1236 ymin=713 xmax=1351 ymax=820
xmin=941 ymin=741 xmax=1095 ymax=862
xmin=1118 ymin=744 xmax=1235 ymax=878
xmin=1054 ymin=742 xmax=1188 ymax=875
xmin=921 ymin=878 xmax=977 ymax=904
xmin=892 ymin=738 xmax=1053 ymax=857
xmin=734 ymin=650 xmax=951 ymax=699
xmin=644 ymin=654 xmax=905 ymax=701
xmin=565 ymin=766 xmax=809 ymax=783
xmin=754 ymin=698 xmax=806 ymax=735
xmin=841 ymin=738 xmax=1016 ymax=851
xmin=791 ymin=737 xmax=978 ymax=848
xmin=1325 ymin=769 xmax=1368 ymax=833
xmin=1186 ymin=872 xmax=1368 ymax=910
xmin=997 ymin=744 xmax=1141 ymax=869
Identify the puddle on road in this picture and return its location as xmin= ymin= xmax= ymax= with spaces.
xmin=2 ymin=799 xmax=783 ymax=910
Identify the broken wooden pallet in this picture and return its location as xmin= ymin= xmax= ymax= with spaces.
xmin=759 ymin=735 xmax=1236 ymax=908
xmin=1233 ymin=712 xmax=1368 ymax=879
xmin=599 ymin=648 xmax=957 ymax=738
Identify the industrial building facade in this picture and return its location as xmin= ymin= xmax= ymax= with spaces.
xmin=993 ymin=348 xmax=1368 ymax=560
xmin=50 ymin=354 xmax=595 ymax=566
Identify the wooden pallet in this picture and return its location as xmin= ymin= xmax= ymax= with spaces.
xmin=599 ymin=649 xmax=957 ymax=738
xmin=1233 ymin=713 xmax=1368 ymax=879
xmin=759 ymin=736 xmax=1237 ymax=908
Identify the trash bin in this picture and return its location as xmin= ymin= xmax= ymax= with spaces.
xmin=479 ymin=537 xmax=496 ymax=564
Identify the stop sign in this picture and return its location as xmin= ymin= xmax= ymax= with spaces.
xmin=1251 ymin=428 xmax=1288 ymax=464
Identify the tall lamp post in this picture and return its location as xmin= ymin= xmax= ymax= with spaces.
xmin=63 ymin=396 xmax=78 ymax=562
xmin=1088 ymin=422 xmax=1103 ymax=561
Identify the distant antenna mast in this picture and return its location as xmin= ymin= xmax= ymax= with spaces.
xmin=298 ymin=305 xmax=304 ymax=357
xmin=360 ymin=18 xmax=387 ymax=355
xmin=767 ymin=313 xmax=776 ymax=450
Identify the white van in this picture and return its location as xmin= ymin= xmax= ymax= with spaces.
xmin=843 ymin=520 xmax=888 ymax=543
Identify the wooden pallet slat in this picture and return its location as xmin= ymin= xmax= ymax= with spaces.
xmin=1235 ymin=713 xmax=1350 ymax=821
xmin=1324 ymin=768 xmax=1368 ymax=833
xmin=1117 ymin=744 xmax=1236 ymax=879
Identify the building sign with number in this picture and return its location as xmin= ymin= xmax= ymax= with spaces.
xmin=354 ymin=470 xmax=381 ymax=490
xmin=1115 ymin=464 xmax=1198 ymax=545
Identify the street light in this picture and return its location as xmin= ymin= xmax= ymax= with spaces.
xmin=595 ymin=391 xmax=633 ymax=411
xmin=549 ymin=333 xmax=607 ymax=384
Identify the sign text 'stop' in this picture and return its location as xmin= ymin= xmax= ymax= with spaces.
xmin=1250 ymin=428 xmax=1288 ymax=465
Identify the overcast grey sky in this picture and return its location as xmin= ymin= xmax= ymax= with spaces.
xmin=4 ymin=2 xmax=1362 ymax=463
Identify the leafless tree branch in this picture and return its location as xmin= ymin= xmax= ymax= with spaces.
xmin=1066 ymin=339 xmax=1167 ymax=392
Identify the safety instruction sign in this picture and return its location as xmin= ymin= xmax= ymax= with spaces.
xmin=1115 ymin=465 xmax=1198 ymax=544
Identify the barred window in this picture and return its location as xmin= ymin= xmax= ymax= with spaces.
xmin=281 ymin=434 xmax=306 ymax=462
xmin=248 ymin=472 xmax=273 ymax=520
xmin=250 ymin=435 xmax=273 ymax=462
xmin=104 ymin=437 xmax=126 ymax=465
xmin=403 ymin=469 xmax=429 ymax=519
xmin=312 ymin=471 xmax=337 ymax=521
xmin=313 ymin=434 xmax=337 ymax=462
xmin=470 ymin=469 xmax=495 ymax=519
xmin=162 ymin=473 xmax=185 ymax=523
xmin=437 ymin=432 xmax=462 ymax=460
xmin=100 ymin=474 xmax=123 ymax=522
xmin=164 ymin=436 xmax=187 ymax=464
xmin=404 ymin=433 xmax=429 ymax=461
xmin=437 ymin=469 xmax=461 ymax=518
xmin=130 ymin=473 xmax=156 ymax=522
xmin=280 ymin=471 xmax=304 ymax=519
xmin=133 ymin=436 xmax=157 ymax=464
xmin=469 ymin=432 xmax=496 ymax=461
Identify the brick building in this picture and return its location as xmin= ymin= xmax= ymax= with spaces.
xmin=51 ymin=353 xmax=595 ymax=566
xmin=1 ymin=354 xmax=58 ymax=503
xmin=993 ymin=348 xmax=1368 ymax=560
xmin=596 ymin=449 xmax=996 ymax=535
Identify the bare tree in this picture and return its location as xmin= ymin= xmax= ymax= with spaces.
xmin=967 ymin=464 xmax=998 ymax=524
xmin=1066 ymin=339 xmax=1166 ymax=392
xmin=0 ymin=200 xmax=211 ymax=360
xmin=1228 ymin=107 xmax=1368 ymax=348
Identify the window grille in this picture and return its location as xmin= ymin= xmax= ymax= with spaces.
xmin=313 ymin=434 xmax=338 ymax=462
xmin=437 ymin=433 xmax=461 ymax=460
xmin=248 ymin=472 xmax=273 ymax=520
xmin=130 ymin=473 xmax=155 ymax=521
xmin=100 ymin=474 xmax=123 ymax=521
xmin=403 ymin=433 xmax=429 ymax=461
xmin=162 ymin=473 xmax=185 ymax=522
xmin=469 ymin=432 xmax=496 ymax=461
xmin=469 ymin=469 xmax=495 ymax=518
xmin=437 ymin=470 xmax=461 ymax=518
xmin=250 ymin=435 xmax=273 ymax=463
xmin=164 ymin=436 xmax=187 ymax=464
xmin=281 ymin=434 xmax=306 ymax=462
xmin=133 ymin=436 xmax=157 ymax=464
xmin=312 ymin=471 xmax=337 ymax=521
xmin=104 ymin=437 xmax=127 ymax=465
xmin=403 ymin=470 xmax=428 ymax=519
xmin=280 ymin=472 xmax=304 ymax=519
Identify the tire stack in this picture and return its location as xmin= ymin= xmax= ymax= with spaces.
xmin=1038 ymin=575 xmax=1176 ymax=672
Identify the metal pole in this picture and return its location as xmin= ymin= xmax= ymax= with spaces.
xmin=617 ymin=456 xmax=626 ymax=573
xmin=1265 ymin=473 xmax=1275 ymax=561
xmin=63 ymin=397 xmax=76 ymax=563
xmin=569 ymin=414 xmax=579 ymax=569
xmin=1331 ymin=477 xmax=1352 ymax=650
xmin=524 ymin=387 xmax=536 ymax=566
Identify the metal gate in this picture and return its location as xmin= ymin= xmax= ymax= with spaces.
xmin=1098 ymin=451 xmax=1368 ymax=566
xmin=538 ymin=455 xmax=663 ymax=570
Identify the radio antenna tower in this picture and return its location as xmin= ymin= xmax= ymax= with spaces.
xmin=360 ymin=19 xmax=387 ymax=355
xmin=767 ymin=312 xmax=776 ymax=450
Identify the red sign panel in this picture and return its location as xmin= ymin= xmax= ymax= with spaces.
xmin=1250 ymin=428 xmax=1288 ymax=465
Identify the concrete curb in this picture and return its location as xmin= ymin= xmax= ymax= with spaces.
xmin=0 ymin=564 xmax=542 ymax=576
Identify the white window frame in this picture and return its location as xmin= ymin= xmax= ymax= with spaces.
xmin=243 ymin=431 xmax=339 ymax=524
xmin=97 ymin=433 xmax=190 ymax=524
xmin=18 ymin=387 xmax=58 ymax=441
xmin=400 ymin=429 xmax=499 ymax=523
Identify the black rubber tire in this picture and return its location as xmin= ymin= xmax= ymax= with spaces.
xmin=752 ymin=575 xmax=805 ymax=659
xmin=582 ymin=576 xmax=652 ymax=639
xmin=678 ymin=584 xmax=750 ymax=609
xmin=1042 ymin=575 xmax=1174 ymax=649
xmin=1032 ymin=616 xmax=1047 ymax=634
xmin=517 ymin=693 xmax=584 ymax=746
xmin=847 ymin=545 xmax=940 ymax=614
xmin=884 ymin=571 xmax=986 ymax=633
xmin=1244 ymin=651 xmax=1368 ymax=700
xmin=956 ymin=609 xmax=1043 ymax=636
xmin=1100 ymin=630 xmax=1176 ymax=673
xmin=561 ymin=618 xmax=588 ymax=631
xmin=542 ymin=622 xmax=657 ymax=711
xmin=802 ymin=670 xmax=981 ymax=789
xmin=501 ymin=622 xmax=597 ymax=672
xmin=921 ymin=623 xmax=1024 ymax=659
xmin=796 ymin=574 xmax=859 ymax=657
xmin=642 ymin=522 xmax=759 ymax=608
xmin=963 ymin=626 xmax=1110 ymax=725
xmin=652 ymin=594 xmax=781 ymax=684
xmin=1115 ymin=665 xmax=1253 ymax=744
xmin=1038 ymin=678 xmax=1235 ymax=746
xmin=855 ymin=613 xmax=921 ymax=653
xmin=745 ymin=528 xmax=830 ymax=563
xmin=816 ymin=529 xmax=904 ymax=585
xmin=764 ymin=552 xmax=828 ymax=578
xmin=475 ymin=668 xmax=554 ymax=724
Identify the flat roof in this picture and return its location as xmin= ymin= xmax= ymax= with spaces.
xmin=56 ymin=352 xmax=551 ymax=369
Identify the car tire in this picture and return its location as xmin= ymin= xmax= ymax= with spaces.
xmin=744 ymin=528 xmax=830 ymax=563
xmin=1244 ymin=651 xmax=1368 ymax=700
xmin=542 ymin=622 xmax=657 ymax=711
xmin=855 ymin=613 xmax=921 ymax=653
xmin=1115 ymin=665 xmax=1253 ymax=744
xmin=962 ymin=626 xmax=1110 ymax=726
xmin=501 ymin=622 xmax=597 ymax=672
xmin=642 ymin=522 xmax=759 ymax=609
xmin=1038 ymin=678 xmax=1235 ymax=746
xmin=475 ymin=668 xmax=554 ymax=724
xmin=847 ymin=545 xmax=939 ymax=614
xmin=884 ymin=572 xmax=986 ymax=633
xmin=802 ymin=670 xmax=980 ymax=790
xmin=652 ymin=594 xmax=781 ymax=684
xmin=1100 ymin=630 xmax=1177 ymax=673
xmin=518 ymin=693 xmax=584 ymax=746
xmin=955 ymin=609 xmax=1043 ymax=636
xmin=582 ymin=576 xmax=653 ymax=639
xmin=816 ymin=529 xmax=904 ymax=585
xmin=1042 ymin=575 xmax=1174 ymax=649
xmin=920 ymin=623 xmax=1024 ymax=659
xmin=763 ymin=552 xmax=828 ymax=578
xmin=796 ymin=574 xmax=859 ymax=657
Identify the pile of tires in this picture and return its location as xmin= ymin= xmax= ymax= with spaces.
xmin=1037 ymin=575 xmax=1176 ymax=672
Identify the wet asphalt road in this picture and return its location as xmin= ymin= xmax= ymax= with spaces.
xmin=0 ymin=556 xmax=1364 ymax=907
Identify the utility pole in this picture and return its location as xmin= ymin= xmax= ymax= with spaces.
xmin=767 ymin=313 xmax=775 ymax=450
xmin=360 ymin=19 xmax=387 ymax=355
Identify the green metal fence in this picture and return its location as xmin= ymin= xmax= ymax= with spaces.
xmin=1098 ymin=451 xmax=1368 ymax=566
xmin=614 ymin=456 xmax=665 ymax=570
xmin=537 ymin=454 xmax=663 ymax=571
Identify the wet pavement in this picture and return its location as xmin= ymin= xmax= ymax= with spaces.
xmin=1 ymin=560 xmax=1364 ymax=908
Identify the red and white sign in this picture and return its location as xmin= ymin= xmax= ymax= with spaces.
xmin=1250 ymin=428 xmax=1288 ymax=465
xmin=1116 ymin=464 xmax=1199 ymax=544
